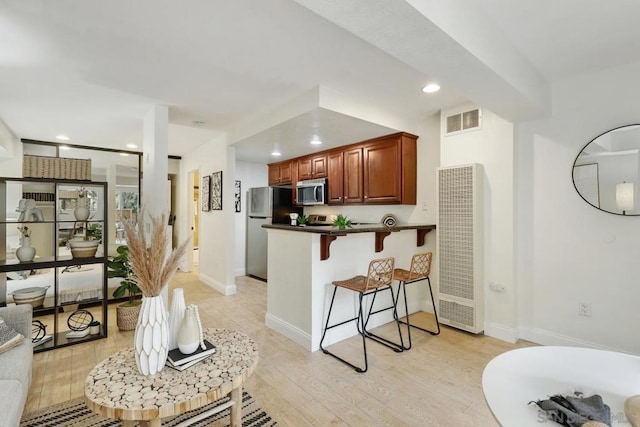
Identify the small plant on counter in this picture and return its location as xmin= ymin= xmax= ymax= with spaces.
xmin=333 ymin=214 xmax=353 ymax=230
xmin=297 ymin=214 xmax=308 ymax=226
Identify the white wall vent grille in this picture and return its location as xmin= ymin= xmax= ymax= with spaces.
xmin=439 ymin=298 xmax=475 ymax=328
xmin=437 ymin=164 xmax=484 ymax=333
xmin=445 ymin=108 xmax=481 ymax=134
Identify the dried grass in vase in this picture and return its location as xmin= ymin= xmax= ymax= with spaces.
xmin=122 ymin=209 xmax=190 ymax=297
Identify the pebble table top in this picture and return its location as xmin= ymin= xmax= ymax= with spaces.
xmin=84 ymin=328 xmax=259 ymax=422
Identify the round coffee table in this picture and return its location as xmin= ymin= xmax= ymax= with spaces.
xmin=85 ymin=328 xmax=259 ymax=427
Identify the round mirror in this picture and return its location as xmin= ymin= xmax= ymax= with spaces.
xmin=573 ymin=124 xmax=640 ymax=215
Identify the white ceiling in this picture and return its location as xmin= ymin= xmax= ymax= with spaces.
xmin=2 ymin=0 xmax=640 ymax=163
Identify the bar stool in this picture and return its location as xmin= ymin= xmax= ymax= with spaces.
xmin=393 ymin=251 xmax=440 ymax=350
xmin=319 ymin=257 xmax=403 ymax=373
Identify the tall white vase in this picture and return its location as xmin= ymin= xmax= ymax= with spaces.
xmin=134 ymin=295 xmax=169 ymax=375
xmin=168 ymin=288 xmax=186 ymax=350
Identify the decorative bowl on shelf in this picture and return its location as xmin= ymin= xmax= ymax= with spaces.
xmin=11 ymin=286 xmax=50 ymax=307
xmin=68 ymin=240 xmax=99 ymax=258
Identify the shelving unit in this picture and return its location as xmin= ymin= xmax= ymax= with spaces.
xmin=0 ymin=177 xmax=108 ymax=352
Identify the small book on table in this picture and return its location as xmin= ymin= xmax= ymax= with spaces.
xmin=167 ymin=339 xmax=216 ymax=366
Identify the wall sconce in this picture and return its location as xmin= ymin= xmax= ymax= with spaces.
xmin=616 ymin=181 xmax=635 ymax=215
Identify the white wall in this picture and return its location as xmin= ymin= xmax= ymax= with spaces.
xmin=440 ymin=105 xmax=517 ymax=342
xmin=517 ymin=59 xmax=640 ymax=355
xmin=178 ymin=135 xmax=237 ymax=295
xmin=234 ymin=161 xmax=268 ymax=276
xmin=0 ymin=118 xmax=22 ymax=177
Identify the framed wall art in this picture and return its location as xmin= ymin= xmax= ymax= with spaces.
xmin=234 ymin=180 xmax=241 ymax=212
xmin=201 ymin=175 xmax=211 ymax=212
xmin=211 ymin=171 xmax=223 ymax=210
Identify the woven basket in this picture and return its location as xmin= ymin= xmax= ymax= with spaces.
xmin=23 ymin=155 xmax=91 ymax=180
xmin=116 ymin=303 xmax=141 ymax=331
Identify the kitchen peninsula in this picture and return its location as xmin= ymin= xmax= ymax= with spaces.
xmin=263 ymin=222 xmax=436 ymax=351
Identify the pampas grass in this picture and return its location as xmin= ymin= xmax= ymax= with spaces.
xmin=122 ymin=209 xmax=190 ymax=297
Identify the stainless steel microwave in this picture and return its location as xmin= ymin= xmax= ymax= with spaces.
xmin=296 ymin=178 xmax=326 ymax=205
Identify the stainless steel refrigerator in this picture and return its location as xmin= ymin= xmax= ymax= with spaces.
xmin=246 ymin=186 xmax=301 ymax=280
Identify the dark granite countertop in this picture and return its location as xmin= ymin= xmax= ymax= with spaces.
xmin=263 ymin=223 xmax=436 ymax=235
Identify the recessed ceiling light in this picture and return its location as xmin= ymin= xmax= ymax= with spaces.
xmin=310 ymin=138 xmax=323 ymax=145
xmin=271 ymin=151 xmax=281 ymax=157
xmin=422 ymin=83 xmax=440 ymax=93
xmin=126 ymin=143 xmax=138 ymax=149
xmin=56 ymin=135 xmax=69 ymax=141
xmin=59 ymin=145 xmax=71 ymax=150
xmin=119 ymin=153 xmax=129 ymax=157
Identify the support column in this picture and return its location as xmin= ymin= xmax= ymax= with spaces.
xmin=142 ymin=105 xmax=170 ymax=305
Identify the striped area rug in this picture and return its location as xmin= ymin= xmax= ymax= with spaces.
xmin=21 ymin=391 xmax=277 ymax=426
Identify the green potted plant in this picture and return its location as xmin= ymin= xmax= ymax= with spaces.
xmin=108 ymin=245 xmax=141 ymax=330
xmin=297 ymin=214 xmax=308 ymax=226
xmin=333 ymin=214 xmax=353 ymax=230
xmin=86 ymin=223 xmax=102 ymax=242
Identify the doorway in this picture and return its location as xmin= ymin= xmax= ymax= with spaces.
xmin=187 ymin=169 xmax=200 ymax=270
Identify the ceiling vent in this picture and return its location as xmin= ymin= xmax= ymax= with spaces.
xmin=445 ymin=108 xmax=482 ymax=135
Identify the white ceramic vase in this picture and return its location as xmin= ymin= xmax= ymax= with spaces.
xmin=177 ymin=305 xmax=201 ymax=355
xmin=16 ymin=236 xmax=36 ymax=262
xmin=168 ymin=288 xmax=186 ymax=350
xmin=134 ymin=295 xmax=169 ymax=375
xmin=74 ymin=199 xmax=90 ymax=221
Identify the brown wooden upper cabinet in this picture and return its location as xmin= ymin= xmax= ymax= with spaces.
xmin=363 ymin=133 xmax=416 ymax=204
xmin=328 ymin=147 xmax=364 ymax=204
xmin=268 ymin=161 xmax=292 ymax=186
xmin=269 ymin=132 xmax=416 ymax=205
xmin=297 ymin=154 xmax=327 ymax=180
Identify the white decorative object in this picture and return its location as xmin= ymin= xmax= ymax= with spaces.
xmin=134 ymin=295 xmax=169 ymax=375
xmin=177 ymin=304 xmax=204 ymax=355
xmin=74 ymin=200 xmax=90 ymax=221
xmin=16 ymin=236 xmax=36 ymax=262
xmin=16 ymin=199 xmax=44 ymax=222
xmin=168 ymin=288 xmax=186 ymax=350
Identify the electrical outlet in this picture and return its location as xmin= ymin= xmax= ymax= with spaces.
xmin=578 ymin=302 xmax=591 ymax=317
xmin=421 ymin=201 xmax=428 ymax=211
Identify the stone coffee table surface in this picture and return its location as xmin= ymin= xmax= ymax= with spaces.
xmin=85 ymin=328 xmax=259 ymax=421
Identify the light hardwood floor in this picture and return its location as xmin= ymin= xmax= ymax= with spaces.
xmin=26 ymin=272 xmax=533 ymax=426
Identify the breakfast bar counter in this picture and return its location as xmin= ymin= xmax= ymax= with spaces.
xmin=262 ymin=223 xmax=436 ymax=352
xmin=263 ymin=223 xmax=436 ymax=260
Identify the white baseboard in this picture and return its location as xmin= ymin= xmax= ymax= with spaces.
xmin=235 ymin=267 xmax=246 ymax=276
xmin=518 ymin=327 xmax=625 ymax=352
xmin=198 ymin=272 xmax=237 ymax=296
xmin=265 ymin=309 xmax=404 ymax=353
xmin=484 ymin=322 xmax=518 ymax=343
xmin=265 ymin=313 xmax=312 ymax=351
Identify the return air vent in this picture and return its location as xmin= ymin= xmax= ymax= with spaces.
xmin=445 ymin=108 xmax=481 ymax=134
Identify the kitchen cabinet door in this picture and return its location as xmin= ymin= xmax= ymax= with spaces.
xmin=311 ymin=155 xmax=327 ymax=178
xmin=298 ymin=155 xmax=327 ymax=180
xmin=268 ymin=164 xmax=280 ymax=186
xmin=327 ymin=151 xmax=344 ymax=204
xmin=343 ymin=147 xmax=363 ymax=203
xmin=268 ymin=161 xmax=292 ymax=186
xmin=363 ymin=138 xmax=402 ymax=204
